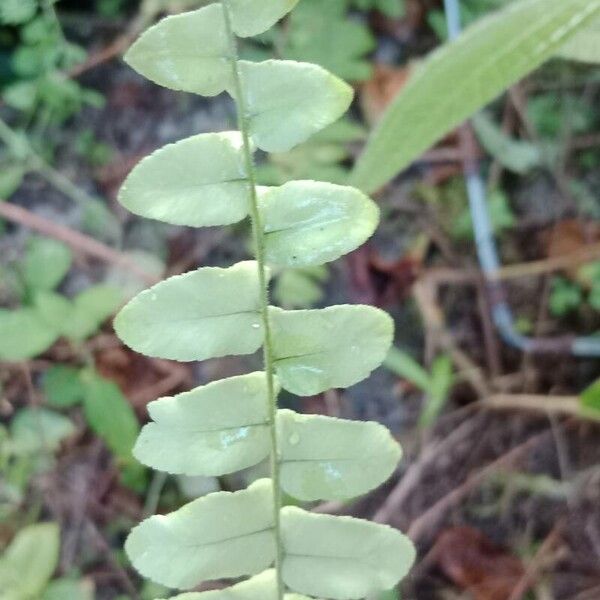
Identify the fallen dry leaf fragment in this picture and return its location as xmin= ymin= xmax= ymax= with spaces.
xmin=540 ymin=219 xmax=600 ymax=280
xmin=434 ymin=526 xmax=525 ymax=600
xmin=360 ymin=64 xmax=411 ymax=126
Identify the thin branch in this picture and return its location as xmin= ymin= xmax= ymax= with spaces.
xmin=425 ymin=233 xmax=600 ymax=285
xmin=507 ymin=521 xmax=564 ymax=600
xmin=0 ymin=117 xmax=103 ymax=212
xmin=67 ymin=0 xmax=162 ymax=78
xmin=494 ymin=242 xmax=600 ymax=281
xmin=143 ymin=472 xmax=169 ymax=518
xmin=484 ymin=394 xmax=586 ymax=418
xmin=0 ymin=202 xmax=158 ymax=284
xmin=413 ymin=278 xmax=492 ymax=397
xmin=373 ymin=416 xmax=483 ymax=524
xmin=407 ymin=427 xmax=556 ymax=543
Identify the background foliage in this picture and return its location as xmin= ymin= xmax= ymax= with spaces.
xmin=1 ymin=0 xmax=600 ymax=598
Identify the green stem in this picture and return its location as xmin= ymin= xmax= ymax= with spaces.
xmin=41 ymin=0 xmax=67 ymax=46
xmin=0 ymin=117 xmax=100 ymax=210
xmin=32 ymin=156 xmax=100 ymax=209
xmin=143 ymin=471 xmax=168 ymax=518
xmin=0 ymin=116 xmax=121 ymax=244
xmin=221 ymin=3 xmax=284 ymax=599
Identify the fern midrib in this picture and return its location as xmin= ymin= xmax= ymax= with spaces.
xmin=220 ymin=2 xmax=285 ymax=599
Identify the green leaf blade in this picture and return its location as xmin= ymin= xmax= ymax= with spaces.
xmin=580 ymin=378 xmax=600 ymax=416
xmin=81 ymin=370 xmax=140 ymax=461
xmin=10 ymin=408 xmax=76 ymax=455
xmin=284 ymin=0 xmax=375 ymax=81
xmin=419 ymin=355 xmax=454 ymax=428
xmin=114 ymin=262 xmax=265 ymax=361
xmin=270 ymin=305 xmax=394 ymax=395
xmin=43 ymin=365 xmax=85 ymax=408
xmin=230 ymin=0 xmax=300 ymax=37
xmin=155 ymin=569 xmax=312 ymax=600
xmin=0 ymin=308 xmax=58 ymax=361
xmin=281 ymin=508 xmax=415 ymax=600
xmin=472 ymin=112 xmax=541 ymax=175
xmin=384 ymin=347 xmax=430 ymax=392
xmin=119 ymin=133 xmax=250 ymax=227
xmin=124 ymin=4 xmax=231 ymax=96
xmin=351 ymin=0 xmax=600 ymax=193
xmin=42 ymin=578 xmax=94 ymax=600
xmin=0 ymin=523 xmax=60 ymax=598
xmin=24 ymin=237 xmax=72 ymax=291
xmin=238 ymin=60 xmax=353 ymax=152
xmin=557 ymin=17 xmax=600 ymax=64
xmin=261 ymin=181 xmax=379 ymax=267
xmin=125 ymin=479 xmax=276 ymax=589
xmin=135 ymin=372 xmax=274 ymax=476
xmin=32 ymin=291 xmax=72 ymax=333
xmin=0 ymin=0 xmax=37 ymax=25
xmin=74 ymin=284 xmax=121 ymax=325
xmin=278 ymin=409 xmax=401 ymax=501
xmin=32 ymin=285 xmax=121 ymax=344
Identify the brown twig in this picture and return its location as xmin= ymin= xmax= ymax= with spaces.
xmin=507 ymin=521 xmax=564 ymax=600
xmin=484 ymin=394 xmax=591 ymax=420
xmin=68 ymin=36 xmax=133 ymax=78
xmin=569 ymin=132 xmax=600 ymax=151
xmin=413 ymin=278 xmax=492 ymax=397
xmin=373 ymin=416 xmax=483 ymax=524
xmin=493 ymin=242 xmax=600 ymax=281
xmin=129 ymin=360 xmax=191 ymax=405
xmin=0 ymin=202 xmax=159 ymax=285
xmin=407 ymin=426 xmax=557 ymax=543
xmin=67 ymin=0 xmax=161 ymax=78
xmin=373 ymin=394 xmax=594 ymax=523
xmin=568 ymin=586 xmax=600 ymax=600
xmin=423 ymin=232 xmax=600 ymax=284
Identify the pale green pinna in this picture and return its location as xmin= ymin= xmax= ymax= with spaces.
xmin=113 ymin=1 xmax=415 ymax=599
